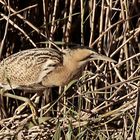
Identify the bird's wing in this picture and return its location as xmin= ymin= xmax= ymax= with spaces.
xmin=0 ymin=48 xmax=63 ymax=89
xmin=36 ymin=55 xmax=62 ymax=84
xmin=30 ymin=48 xmax=63 ymax=84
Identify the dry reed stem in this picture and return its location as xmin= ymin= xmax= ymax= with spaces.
xmin=0 ymin=0 xmax=140 ymax=139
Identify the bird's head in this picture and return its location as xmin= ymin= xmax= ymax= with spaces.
xmin=66 ymin=47 xmax=116 ymax=65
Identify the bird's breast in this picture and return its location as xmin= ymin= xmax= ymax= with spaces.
xmin=41 ymin=65 xmax=83 ymax=87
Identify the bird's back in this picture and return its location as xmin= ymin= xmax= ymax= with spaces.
xmin=0 ymin=48 xmax=63 ymax=90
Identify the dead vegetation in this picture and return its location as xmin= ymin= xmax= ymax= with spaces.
xmin=0 ymin=0 xmax=140 ymax=139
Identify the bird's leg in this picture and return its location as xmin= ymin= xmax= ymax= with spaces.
xmin=0 ymin=89 xmax=37 ymax=117
xmin=14 ymin=94 xmax=37 ymax=116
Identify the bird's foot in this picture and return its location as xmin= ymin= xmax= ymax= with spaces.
xmin=14 ymin=98 xmax=38 ymax=119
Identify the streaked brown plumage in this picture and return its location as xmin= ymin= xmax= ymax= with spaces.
xmin=0 ymin=47 xmax=115 ymax=115
xmin=0 ymin=47 xmax=115 ymax=91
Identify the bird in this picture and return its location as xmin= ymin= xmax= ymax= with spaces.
xmin=0 ymin=47 xmax=116 ymax=115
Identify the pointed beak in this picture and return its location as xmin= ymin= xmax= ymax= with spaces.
xmin=90 ymin=53 xmax=116 ymax=63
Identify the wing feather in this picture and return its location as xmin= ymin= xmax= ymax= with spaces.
xmin=0 ymin=48 xmax=63 ymax=90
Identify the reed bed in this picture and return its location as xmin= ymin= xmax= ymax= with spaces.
xmin=0 ymin=0 xmax=140 ymax=139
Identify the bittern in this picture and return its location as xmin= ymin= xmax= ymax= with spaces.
xmin=0 ymin=47 xmax=115 ymax=115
